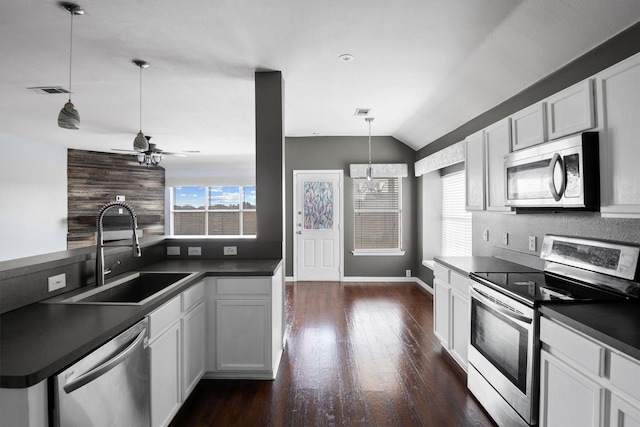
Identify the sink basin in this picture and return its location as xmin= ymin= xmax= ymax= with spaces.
xmin=49 ymin=272 xmax=196 ymax=305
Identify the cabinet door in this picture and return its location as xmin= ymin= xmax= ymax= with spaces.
xmin=433 ymin=279 xmax=450 ymax=348
xmin=181 ymin=301 xmax=205 ymax=400
xmin=484 ymin=118 xmax=512 ymax=212
xmin=449 ymin=289 xmax=469 ymax=371
xmin=465 ymin=130 xmax=485 ymax=211
xmin=611 ymin=394 xmax=640 ymax=427
xmin=216 ymin=299 xmax=270 ymax=371
xmin=150 ymin=322 xmax=181 ymax=427
xmin=596 ymin=53 xmax=640 ymax=218
xmin=511 ymin=102 xmax=546 ymax=151
xmin=546 ymin=79 xmax=595 ymax=140
xmin=539 ymin=349 xmax=604 ymax=427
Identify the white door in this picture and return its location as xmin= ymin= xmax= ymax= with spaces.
xmin=294 ymin=171 xmax=342 ymax=281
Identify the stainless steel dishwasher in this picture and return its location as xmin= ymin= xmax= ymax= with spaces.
xmin=52 ymin=318 xmax=150 ymax=427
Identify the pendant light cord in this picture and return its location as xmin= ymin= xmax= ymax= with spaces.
xmin=139 ymin=64 xmax=143 ymax=132
xmin=368 ymin=119 xmax=372 ymax=166
xmin=68 ymin=12 xmax=74 ymax=102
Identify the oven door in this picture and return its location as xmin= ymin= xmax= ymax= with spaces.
xmin=468 ymin=282 xmax=537 ymax=424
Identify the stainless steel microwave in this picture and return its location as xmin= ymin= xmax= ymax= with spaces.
xmin=504 ymin=132 xmax=599 ymax=210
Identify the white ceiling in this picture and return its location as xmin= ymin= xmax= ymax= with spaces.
xmin=1 ymin=0 xmax=639 ymax=170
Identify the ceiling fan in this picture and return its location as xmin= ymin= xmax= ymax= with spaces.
xmin=112 ymin=135 xmax=186 ymax=166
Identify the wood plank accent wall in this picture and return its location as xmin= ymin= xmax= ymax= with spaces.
xmin=67 ymin=149 xmax=165 ymax=249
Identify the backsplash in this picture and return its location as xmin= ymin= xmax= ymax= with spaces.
xmin=473 ymin=211 xmax=640 ymax=264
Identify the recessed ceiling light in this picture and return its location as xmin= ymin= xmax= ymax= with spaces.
xmin=338 ymin=54 xmax=354 ymax=62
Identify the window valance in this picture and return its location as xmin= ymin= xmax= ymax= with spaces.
xmin=349 ymin=163 xmax=408 ymax=178
xmin=414 ymin=141 xmax=464 ymax=176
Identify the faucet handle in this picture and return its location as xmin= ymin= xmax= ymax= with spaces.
xmin=105 ymin=260 xmax=121 ymax=276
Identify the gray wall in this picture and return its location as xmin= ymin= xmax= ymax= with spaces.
xmin=285 ymin=136 xmax=417 ymax=278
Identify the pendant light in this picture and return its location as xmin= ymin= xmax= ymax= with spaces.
xmin=57 ymin=2 xmax=84 ymax=129
xmin=133 ymin=60 xmax=150 ymax=151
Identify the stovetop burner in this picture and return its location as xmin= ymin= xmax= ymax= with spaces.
xmin=471 ymin=271 xmax=627 ymax=306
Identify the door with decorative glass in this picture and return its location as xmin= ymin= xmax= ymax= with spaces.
xmin=293 ymin=171 xmax=342 ymax=281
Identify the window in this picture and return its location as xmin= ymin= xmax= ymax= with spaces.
xmin=171 ymin=186 xmax=256 ymax=236
xmin=353 ymin=177 xmax=404 ymax=255
xmin=441 ymin=171 xmax=471 ymax=256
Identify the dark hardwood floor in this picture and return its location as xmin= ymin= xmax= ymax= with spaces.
xmin=169 ymin=282 xmax=495 ymax=426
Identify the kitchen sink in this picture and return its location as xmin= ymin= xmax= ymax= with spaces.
xmin=47 ymin=272 xmax=197 ymax=305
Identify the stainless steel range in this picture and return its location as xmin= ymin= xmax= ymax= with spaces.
xmin=467 ymin=235 xmax=640 ymax=427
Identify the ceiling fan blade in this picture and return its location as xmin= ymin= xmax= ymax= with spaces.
xmin=112 ymin=148 xmax=140 ymax=153
xmin=160 ymin=151 xmax=188 ymax=157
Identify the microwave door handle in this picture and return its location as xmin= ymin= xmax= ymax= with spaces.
xmin=548 ymin=153 xmax=565 ymax=201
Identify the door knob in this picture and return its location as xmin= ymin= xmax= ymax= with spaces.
xmin=297 ymin=231 xmax=302 ymax=235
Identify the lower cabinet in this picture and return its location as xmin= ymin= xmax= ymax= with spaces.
xmin=433 ymin=261 xmax=469 ymax=370
xmin=205 ymin=262 xmax=285 ymax=379
xmin=148 ymin=280 xmax=205 ymax=427
xmin=539 ymin=316 xmax=640 ymax=427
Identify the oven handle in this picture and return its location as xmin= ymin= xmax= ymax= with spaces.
xmin=470 ymin=286 xmax=533 ymax=326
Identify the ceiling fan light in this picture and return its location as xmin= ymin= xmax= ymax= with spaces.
xmin=134 ymin=131 xmax=148 ymax=151
xmin=58 ymin=101 xmax=80 ymax=129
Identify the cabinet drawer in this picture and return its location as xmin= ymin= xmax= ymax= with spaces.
xmin=148 ymin=295 xmax=181 ymax=340
xmin=433 ymin=263 xmax=449 ymax=283
xmin=449 ymin=271 xmax=469 ymax=296
xmin=217 ymin=278 xmax=270 ymax=295
xmin=182 ymin=281 xmax=205 ymax=313
xmin=540 ymin=316 xmax=604 ymax=376
xmin=610 ymin=351 xmax=640 ymax=401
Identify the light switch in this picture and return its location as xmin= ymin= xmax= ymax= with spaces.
xmin=167 ymin=246 xmax=180 ymax=256
xmin=188 ymin=247 xmax=202 ymax=256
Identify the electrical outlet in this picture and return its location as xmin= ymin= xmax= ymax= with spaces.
xmin=502 ymin=232 xmax=509 ymax=245
xmin=167 ymin=246 xmax=180 ymax=256
xmin=48 ymin=273 xmax=66 ymax=292
xmin=188 ymin=246 xmax=202 ymax=256
xmin=224 ymin=246 xmax=238 ymax=256
xmin=482 ymin=229 xmax=489 ymax=241
xmin=406 ymin=269 xmax=411 ymax=277
xmin=528 ymin=236 xmax=537 ymax=252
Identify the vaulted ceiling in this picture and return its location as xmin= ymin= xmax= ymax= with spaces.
xmin=1 ymin=0 xmax=639 ymax=170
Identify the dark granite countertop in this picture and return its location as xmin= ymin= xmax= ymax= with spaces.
xmin=0 ymin=258 xmax=282 ymax=388
xmin=540 ymin=302 xmax=640 ymax=361
xmin=434 ymin=256 xmax=540 ymax=276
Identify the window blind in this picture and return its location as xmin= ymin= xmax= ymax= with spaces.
xmin=442 ymin=171 xmax=472 ymax=256
xmin=353 ymin=178 xmax=401 ymax=250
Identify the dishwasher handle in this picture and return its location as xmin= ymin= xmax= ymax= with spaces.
xmin=63 ymin=328 xmax=147 ymax=394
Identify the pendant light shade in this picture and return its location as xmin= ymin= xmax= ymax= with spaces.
xmin=57 ymin=2 xmax=84 ymax=130
xmin=133 ymin=60 xmax=150 ymax=151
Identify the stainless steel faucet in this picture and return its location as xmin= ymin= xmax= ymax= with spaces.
xmin=96 ymin=201 xmax=142 ymax=286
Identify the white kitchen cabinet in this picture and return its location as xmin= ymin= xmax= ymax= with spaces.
xmin=432 ymin=261 xmax=469 ymax=371
xmin=510 ymin=101 xmax=547 ymax=151
xmin=465 ymin=130 xmax=485 ymax=211
xmin=546 ymin=78 xmax=595 ymax=140
xmin=596 ymin=52 xmax=640 ymax=218
xmin=484 ymin=118 xmax=512 ymax=212
xmin=539 ymin=349 xmax=604 ymax=427
xmin=0 ymin=381 xmax=48 ymax=427
xmin=611 ymin=394 xmax=640 ymax=427
xmin=205 ymin=262 xmax=285 ymax=379
xmin=149 ymin=296 xmax=182 ymax=427
xmin=180 ymin=281 xmax=206 ymax=400
xmin=148 ymin=280 xmax=206 ymax=427
xmin=539 ymin=316 xmax=640 ymax=427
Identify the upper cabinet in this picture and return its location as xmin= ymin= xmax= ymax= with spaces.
xmin=546 ymin=79 xmax=595 ymax=140
xmin=511 ymin=102 xmax=546 ymax=151
xmin=484 ymin=118 xmax=512 ymax=212
xmin=465 ymin=130 xmax=485 ymax=211
xmin=596 ymin=53 xmax=640 ymax=218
